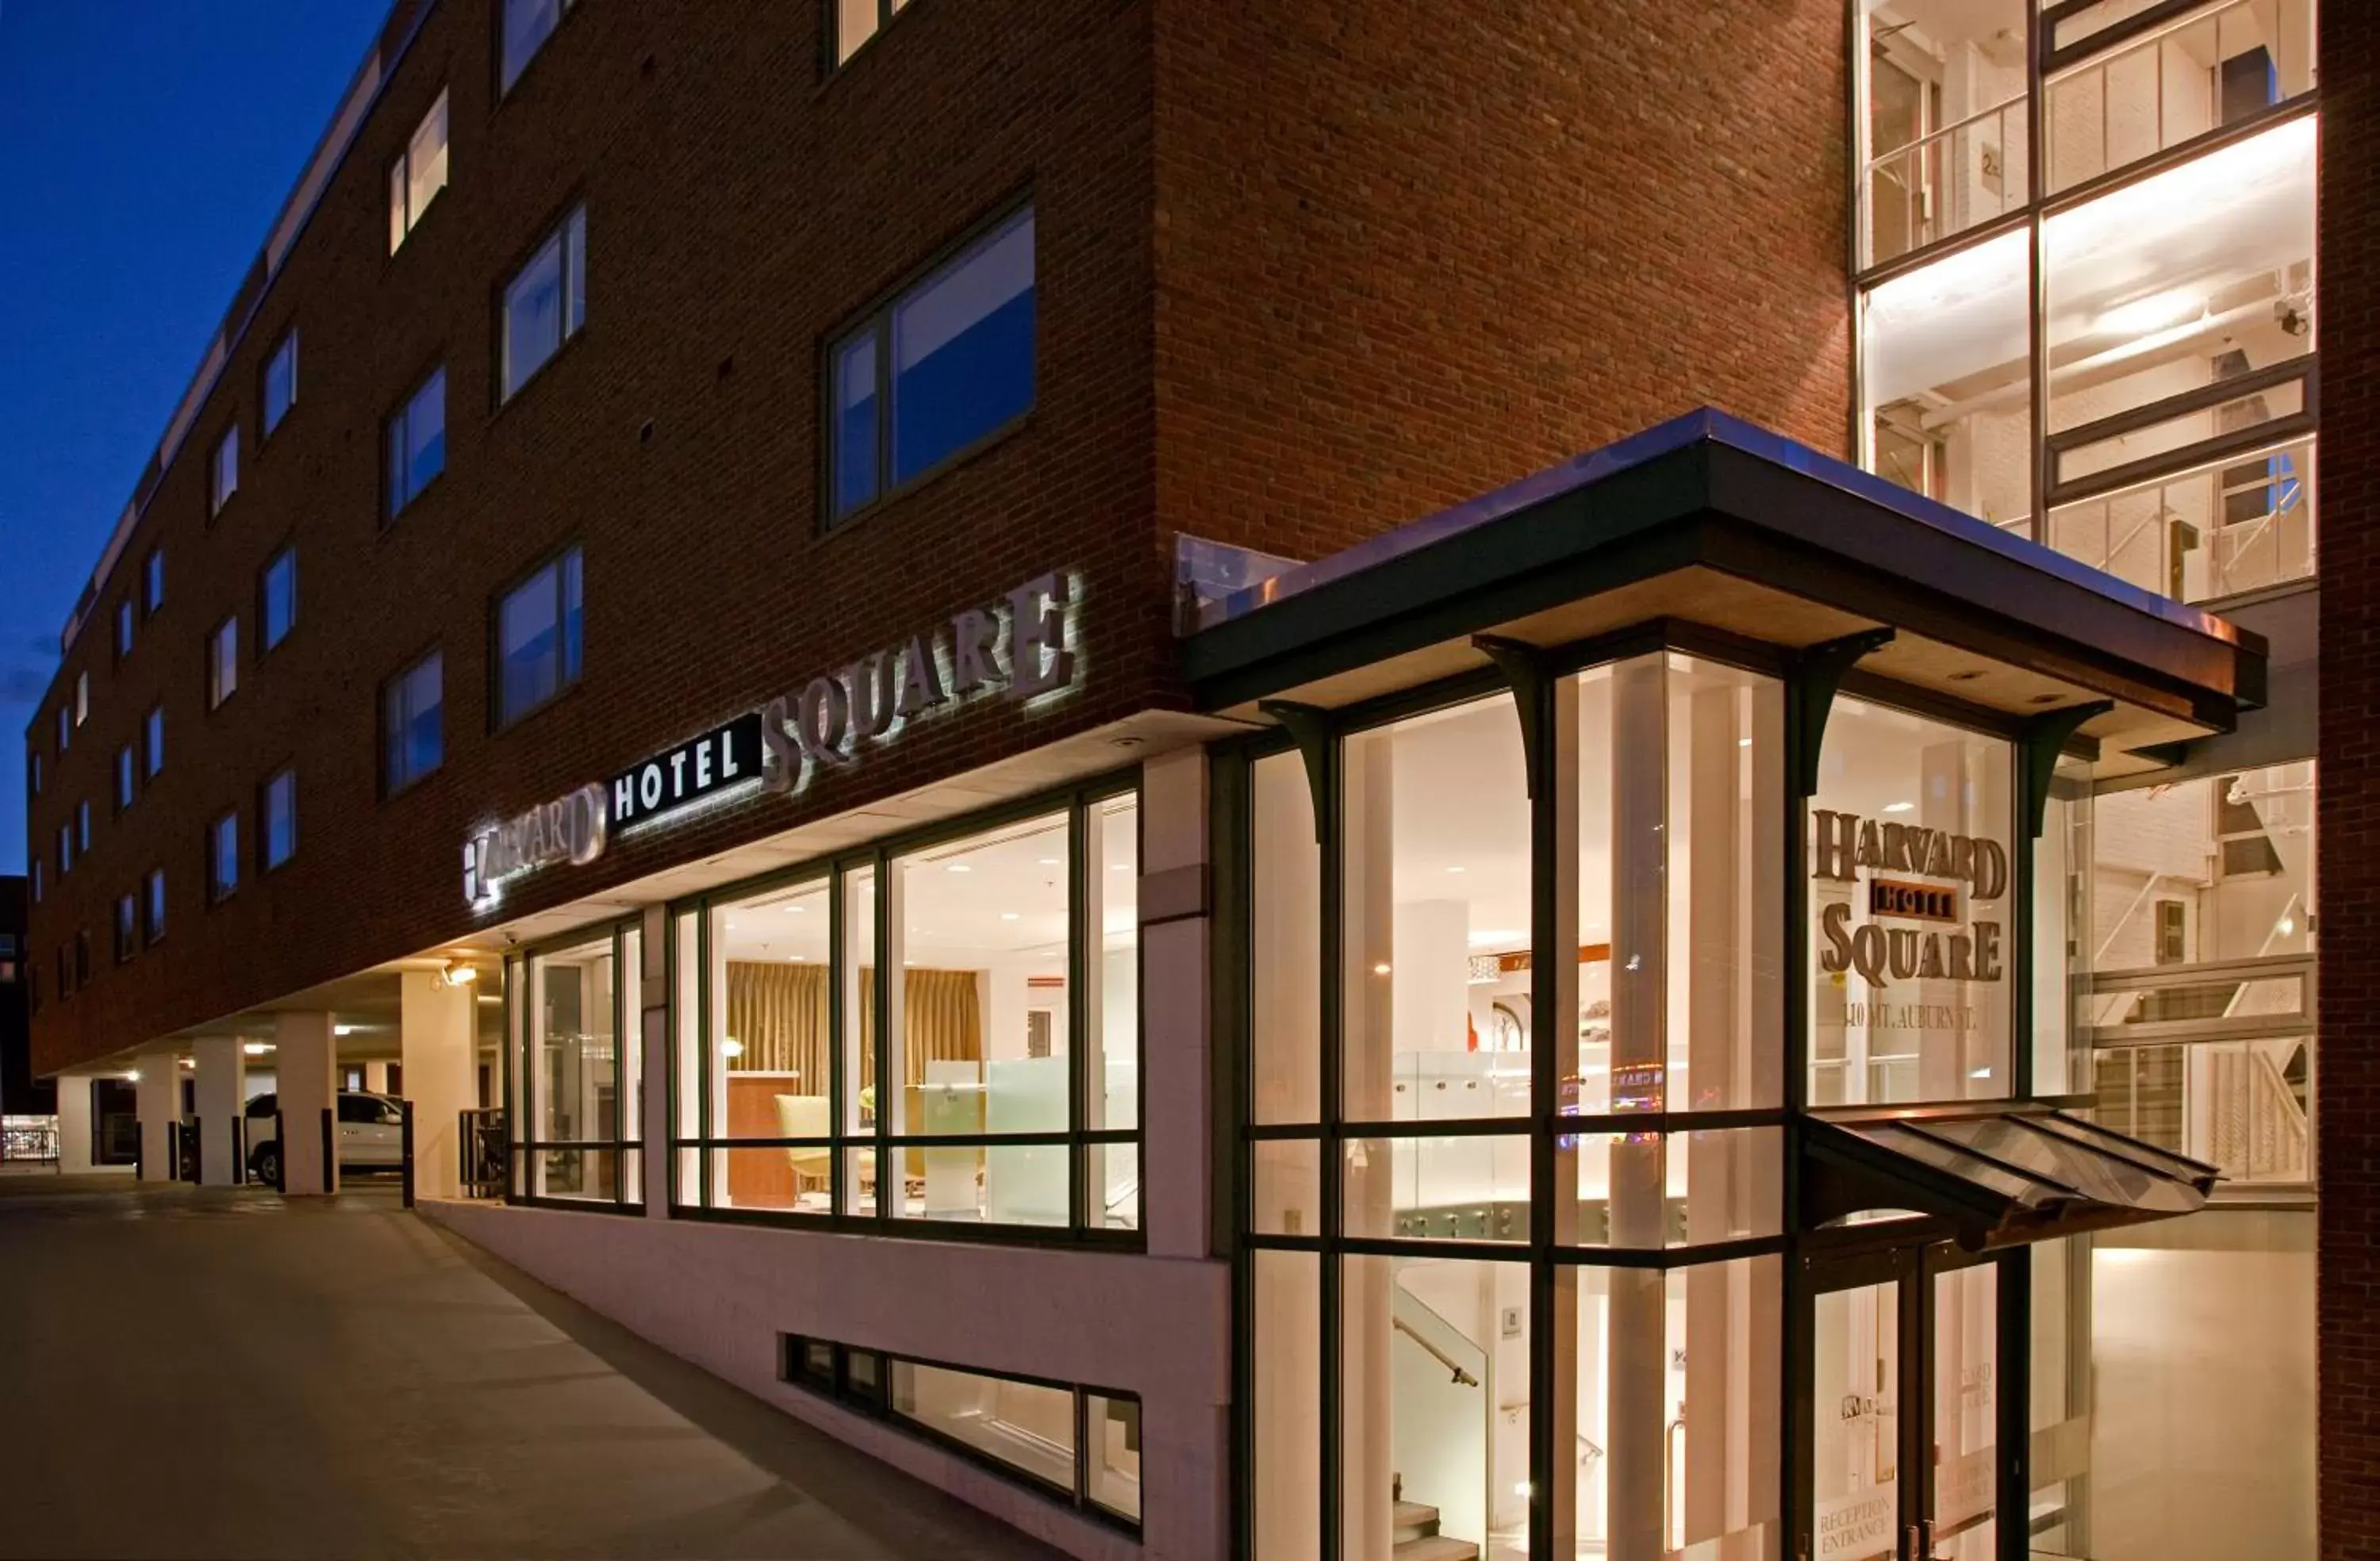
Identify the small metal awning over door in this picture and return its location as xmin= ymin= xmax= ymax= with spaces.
xmin=1803 ymin=1103 xmax=2220 ymax=1251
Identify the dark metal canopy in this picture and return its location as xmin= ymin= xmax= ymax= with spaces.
xmin=1802 ymin=1102 xmax=2221 ymax=1251
xmin=1180 ymin=409 xmax=2267 ymax=773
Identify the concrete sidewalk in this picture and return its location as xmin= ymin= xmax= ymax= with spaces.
xmin=0 ymin=1181 xmax=1059 ymax=1559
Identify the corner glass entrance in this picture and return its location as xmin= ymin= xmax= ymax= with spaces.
xmin=1806 ymin=1248 xmax=1999 ymax=1561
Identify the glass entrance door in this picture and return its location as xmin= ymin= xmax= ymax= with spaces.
xmin=1806 ymin=1247 xmax=2004 ymax=1561
xmin=1811 ymin=1271 xmax=1902 ymax=1560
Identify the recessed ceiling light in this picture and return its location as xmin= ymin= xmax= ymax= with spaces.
xmin=244 ymin=1042 xmax=271 ymax=1057
xmin=1446 ymin=865 xmax=1465 ymax=875
xmin=720 ymin=1038 xmax=746 ymax=1059
xmin=1110 ymin=861 xmax=1130 ymax=871
xmin=789 ymin=955 xmax=805 ymax=962
xmin=1038 ymin=857 xmax=1060 ymax=865
xmin=1883 ymin=801 xmax=1914 ymax=814
xmin=784 ymin=904 xmax=804 ymax=914
xmin=1001 ymin=911 xmax=1020 ymax=921
xmin=1372 ymin=962 xmax=1392 ymax=976
xmin=947 ymin=864 xmax=972 ymax=873
xmin=1738 ymin=738 xmax=1752 ymax=747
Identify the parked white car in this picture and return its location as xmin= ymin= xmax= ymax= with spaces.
xmin=244 ymin=1091 xmax=404 ymax=1185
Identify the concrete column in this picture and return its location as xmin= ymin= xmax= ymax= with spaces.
xmin=1142 ymin=746 xmax=1208 ymax=1261
xmin=135 ymin=1049 xmax=181 ymax=1183
xmin=363 ymin=1061 xmax=390 ymax=1093
xmin=192 ymin=1037 xmax=246 ymax=1187
xmin=277 ymin=1011 xmax=337 ymax=1195
xmin=55 ymin=1076 xmax=94 ymax=1173
xmin=401 ymin=971 xmax=474 ymax=1201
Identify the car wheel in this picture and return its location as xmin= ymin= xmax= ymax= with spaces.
xmin=254 ymin=1144 xmax=282 ymax=1189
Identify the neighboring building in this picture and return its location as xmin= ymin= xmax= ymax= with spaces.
xmin=0 ymin=875 xmax=43 ymax=1114
xmin=18 ymin=3 xmax=2340 ymax=1559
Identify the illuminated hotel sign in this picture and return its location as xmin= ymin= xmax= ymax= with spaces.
xmin=464 ymin=573 xmax=1083 ymax=909
xmin=760 ymin=571 xmax=1080 ymax=796
xmin=1812 ymin=809 xmax=2007 ymax=986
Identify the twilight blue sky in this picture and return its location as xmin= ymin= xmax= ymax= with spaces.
xmin=0 ymin=0 xmax=385 ymax=875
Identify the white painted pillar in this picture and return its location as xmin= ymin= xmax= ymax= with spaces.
xmin=363 ymin=1060 xmax=390 ymax=1093
xmin=135 ymin=1049 xmax=182 ymax=1183
xmin=192 ymin=1037 xmax=246 ymax=1187
xmin=277 ymin=1011 xmax=337 ymax=1195
xmin=55 ymin=1076 xmax=94 ymax=1173
xmin=400 ymin=972 xmax=473 ymax=1201
xmin=641 ymin=906 xmax=671 ymax=1220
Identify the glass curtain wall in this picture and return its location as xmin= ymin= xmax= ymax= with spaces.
xmin=1246 ymin=652 xmax=1787 ymax=1561
xmin=509 ymin=921 xmax=643 ymax=1205
xmin=1856 ymin=0 xmax=2319 ymax=602
xmin=670 ymin=780 xmax=1140 ymax=1235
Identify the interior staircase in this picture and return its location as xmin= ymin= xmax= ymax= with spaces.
xmin=1392 ymin=1497 xmax=1479 ymax=1561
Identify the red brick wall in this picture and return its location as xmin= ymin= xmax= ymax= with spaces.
xmin=2320 ymin=2 xmax=2378 ymax=1555
xmin=25 ymin=0 xmax=1164 ymax=1075
xmin=1151 ymin=0 xmax=1852 ymax=564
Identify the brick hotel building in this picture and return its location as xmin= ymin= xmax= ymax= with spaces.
xmin=22 ymin=2 xmax=2357 ymax=1558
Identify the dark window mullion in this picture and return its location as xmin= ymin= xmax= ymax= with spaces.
xmin=1068 ymin=795 xmax=1088 ymax=1230
xmin=873 ymin=315 xmax=893 ymax=501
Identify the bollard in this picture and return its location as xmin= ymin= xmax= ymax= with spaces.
xmin=321 ymin=1107 xmax=336 ymax=1195
xmin=232 ymin=1114 xmax=247 ymax=1186
xmin=401 ymin=1100 xmax=416 ymax=1209
xmin=273 ymin=1110 xmax=286 ymax=1193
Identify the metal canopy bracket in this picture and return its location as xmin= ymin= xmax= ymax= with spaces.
xmin=1789 ymin=628 xmax=1896 ymax=797
xmin=1257 ymin=700 xmax=1333 ymax=845
xmin=1472 ymin=635 xmax=1553 ymax=800
xmin=2020 ymin=700 xmax=2113 ymax=838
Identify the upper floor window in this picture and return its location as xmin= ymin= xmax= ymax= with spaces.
xmin=209 ymin=811 xmax=239 ymax=903
xmin=383 ymin=650 xmax=444 ymax=794
xmin=114 ymin=598 xmax=133 ymax=661
xmin=262 ymin=768 xmax=298 ymax=872
xmin=388 ymin=90 xmax=450 ymax=254
xmin=833 ymin=0 xmax=914 ymax=65
xmin=56 ymin=823 xmax=71 ymax=877
xmin=260 ymin=546 xmax=298 ymax=652
xmin=501 ymin=205 xmax=586 ymax=401
xmin=495 ymin=547 xmax=582 ymax=727
xmin=500 ymin=0 xmax=575 ymax=93
xmin=144 ymin=704 xmax=163 ymax=779
xmin=828 ymin=205 xmax=1035 ymax=524
xmin=144 ymin=867 xmax=166 ymax=945
xmin=113 ymin=893 xmax=136 ymax=964
xmin=263 ymin=328 xmax=298 ymax=434
xmin=210 ymin=425 xmax=238 ymax=516
xmin=144 ymin=547 xmax=164 ymax=616
xmin=114 ymin=744 xmax=134 ymax=813
xmin=209 ymin=616 xmax=239 ymax=708
xmin=55 ymin=703 xmax=68 ymax=751
xmin=386 ymin=367 xmax=447 ymax=518
xmin=76 ymin=800 xmax=90 ymax=854
xmin=75 ymin=671 xmax=88 ymax=727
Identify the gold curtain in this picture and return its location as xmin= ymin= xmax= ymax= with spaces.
xmin=724 ymin=962 xmax=828 ymax=1093
xmin=857 ymin=967 xmax=984 ymax=1086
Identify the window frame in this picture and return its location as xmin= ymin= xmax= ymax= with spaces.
xmin=144 ymin=704 xmax=164 ymax=780
xmin=208 ymin=810 xmax=240 ymax=905
xmin=144 ymin=866 xmax=166 ymax=947
xmin=822 ymin=198 xmax=1037 ymax=531
xmin=497 ymin=0 xmax=578 ymax=98
xmin=113 ymin=892 xmax=136 ymax=964
xmin=384 ymin=362 xmax=448 ymax=520
xmin=380 ymin=646 xmax=446 ymax=797
xmin=386 ymin=87 xmax=451 ymax=255
xmin=489 ymin=543 xmax=585 ymax=732
xmin=259 ymin=765 xmax=298 ymax=875
xmin=113 ymin=597 xmax=134 ymax=663
xmin=261 ymin=325 xmax=298 ymax=436
xmin=144 ymin=547 xmax=164 ymax=617
xmin=209 ymin=423 xmax=238 ymax=518
xmin=827 ymin=0 xmax=919 ymax=71
xmin=207 ymin=615 xmax=239 ymax=709
xmin=113 ymin=742 xmax=135 ymax=815
xmin=654 ymin=769 xmax=1146 ymax=1249
xmin=259 ymin=543 xmax=298 ymax=655
xmin=497 ymin=201 xmax=588 ymax=405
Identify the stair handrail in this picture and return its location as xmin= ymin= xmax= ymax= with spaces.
xmin=1393 ymin=1313 xmax=1480 ymax=1386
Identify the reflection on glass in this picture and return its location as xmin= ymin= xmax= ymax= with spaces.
xmin=1862 ymin=228 xmax=2033 ymax=527
xmin=1252 ymin=1251 xmax=1320 ymax=1560
xmin=843 ymin=865 xmax=877 ymax=1215
xmin=1086 ymin=1394 xmax=1142 ymax=1521
xmin=1572 ymin=1129 xmax=1785 ymax=1248
xmin=2047 ymin=0 xmax=2315 ymax=192
xmin=533 ymin=934 xmax=616 ymax=1199
xmin=2048 ymin=436 xmax=2314 ymax=603
xmin=1087 ymin=794 xmax=1139 ymax=1224
xmin=1342 ymin=696 xmax=1531 ymax=1120
xmin=1809 ymin=699 xmax=2014 ymax=1107
xmin=1343 ymin=1135 xmax=1529 ymax=1243
xmin=890 ymin=1360 xmax=1076 ymax=1494
xmin=1252 ymin=1138 xmax=1321 ymax=1237
xmin=704 ymin=879 xmax=830 ymax=1213
xmin=1860 ymin=0 xmax=2029 ymax=267
xmin=1343 ymin=1256 xmax=1529 ymax=1559
xmin=2044 ymin=117 xmax=2314 ymax=443
xmin=1932 ymin=1264 xmax=1998 ymax=1559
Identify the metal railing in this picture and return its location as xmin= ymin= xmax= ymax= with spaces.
xmin=460 ymin=1108 xmax=508 ymax=1199
xmin=2046 ymin=435 xmax=2315 ymax=604
xmin=1865 ymin=96 xmax=2029 ymax=269
xmin=2045 ymin=0 xmax=2314 ymax=192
